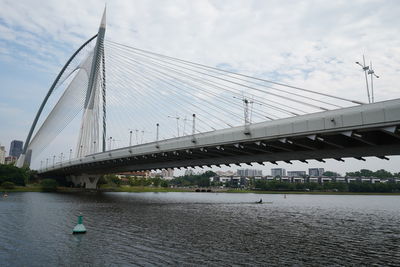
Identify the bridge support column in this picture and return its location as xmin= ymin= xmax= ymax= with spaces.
xmin=67 ymin=174 xmax=100 ymax=189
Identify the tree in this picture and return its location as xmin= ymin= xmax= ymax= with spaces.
xmin=359 ymin=169 xmax=374 ymax=177
xmin=0 ymin=164 xmax=28 ymax=186
xmin=40 ymin=179 xmax=58 ymax=192
xmin=197 ymin=177 xmax=210 ymax=187
xmin=323 ymin=171 xmax=340 ymax=177
xmin=104 ymin=174 xmax=121 ymax=186
xmin=160 ymin=180 xmax=169 ymax=188
xmin=152 ymin=177 xmax=161 ymax=187
xmin=374 ymin=169 xmax=393 ymax=179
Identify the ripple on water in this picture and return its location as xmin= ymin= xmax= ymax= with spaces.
xmin=0 ymin=192 xmax=400 ymax=266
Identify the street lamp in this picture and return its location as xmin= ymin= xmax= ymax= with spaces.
xmin=108 ymin=136 xmax=113 ymax=150
xmin=368 ymin=61 xmax=379 ymax=103
xmin=167 ymin=115 xmax=180 ymax=137
xmin=129 ymin=130 xmax=133 ymax=146
xmin=356 ymin=55 xmax=371 ymax=103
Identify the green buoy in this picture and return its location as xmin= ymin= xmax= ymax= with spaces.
xmin=72 ymin=215 xmax=86 ymax=234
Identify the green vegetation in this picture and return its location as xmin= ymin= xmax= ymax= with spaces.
xmin=323 ymin=171 xmax=340 ymax=177
xmin=0 ymin=164 xmax=36 ymax=186
xmin=254 ymin=180 xmax=348 ymax=192
xmin=346 ymin=168 xmax=400 ymax=178
xmin=1 ymin=181 xmax=15 ymax=189
xmin=169 ymin=171 xmax=216 ymax=187
xmin=253 ymin=180 xmax=400 ymax=193
xmin=348 ymin=182 xmax=400 ymax=193
xmin=40 ymin=179 xmax=58 ymax=192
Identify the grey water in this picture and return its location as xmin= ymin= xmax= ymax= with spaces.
xmin=0 ymin=192 xmax=399 ymax=266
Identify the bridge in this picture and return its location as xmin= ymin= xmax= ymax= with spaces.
xmin=17 ymin=9 xmax=400 ymax=189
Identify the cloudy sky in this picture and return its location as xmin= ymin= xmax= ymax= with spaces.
xmin=0 ymin=0 xmax=399 ymax=175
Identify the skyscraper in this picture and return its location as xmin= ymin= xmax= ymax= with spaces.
xmin=9 ymin=140 xmax=23 ymax=158
xmin=271 ymin=168 xmax=286 ymax=177
xmin=237 ymin=169 xmax=263 ymax=177
xmin=287 ymin=171 xmax=307 ymax=177
xmin=0 ymin=146 xmax=5 ymax=164
xmin=309 ymin=168 xmax=325 ymax=177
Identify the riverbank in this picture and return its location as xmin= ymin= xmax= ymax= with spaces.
xmin=2 ymin=185 xmax=400 ymax=195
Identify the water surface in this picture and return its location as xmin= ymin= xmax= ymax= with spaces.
xmin=1 ymin=192 xmax=399 ymax=266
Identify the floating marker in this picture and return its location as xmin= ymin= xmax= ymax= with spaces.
xmin=72 ymin=215 xmax=86 ymax=234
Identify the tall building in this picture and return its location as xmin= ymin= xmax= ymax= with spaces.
xmin=287 ymin=171 xmax=307 ymax=177
xmin=5 ymin=156 xmax=17 ymax=165
xmin=9 ymin=140 xmax=23 ymax=158
xmin=309 ymin=168 xmax=325 ymax=177
xmin=237 ymin=169 xmax=262 ymax=177
xmin=162 ymin=168 xmax=174 ymax=178
xmin=271 ymin=168 xmax=286 ymax=177
xmin=0 ymin=146 xmax=5 ymax=164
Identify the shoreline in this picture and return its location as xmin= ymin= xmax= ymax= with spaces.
xmin=2 ymin=186 xmax=400 ymax=195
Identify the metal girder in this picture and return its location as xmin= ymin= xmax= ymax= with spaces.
xmin=242 ymin=145 xmax=273 ymax=154
xmin=377 ymin=156 xmax=389 ymax=160
xmin=288 ymin=139 xmax=319 ymax=150
xmin=316 ymin=136 xmax=344 ymax=149
xmin=267 ymin=143 xmax=293 ymax=152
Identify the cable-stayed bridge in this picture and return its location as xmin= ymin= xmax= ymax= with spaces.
xmin=17 ymin=9 xmax=400 ymax=188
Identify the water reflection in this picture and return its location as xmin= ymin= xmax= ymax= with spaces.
xmin=1 ymin=192 xmax=399 ymax=266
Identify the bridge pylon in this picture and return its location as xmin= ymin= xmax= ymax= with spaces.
xmin=76 ymin=8 xmax=106 ymax=158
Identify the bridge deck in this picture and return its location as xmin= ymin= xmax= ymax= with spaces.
xmin=41 ymin=98 xmax=400 ymax=175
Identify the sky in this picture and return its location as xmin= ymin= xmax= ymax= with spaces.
xmin=0 ymin=0 xmax=399 ymax=175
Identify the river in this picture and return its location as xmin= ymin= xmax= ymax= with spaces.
xmin=0 ymin=192 xmax=399 ymax=266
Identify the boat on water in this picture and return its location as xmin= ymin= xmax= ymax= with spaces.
xmin=254 ymin=198 xmax=273 ymax=204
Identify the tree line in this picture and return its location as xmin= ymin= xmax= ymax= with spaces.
xmin=345 ymin=169 xmax=400 ymax=178
xmin=253 ymin=179 xmax=400 ymax=193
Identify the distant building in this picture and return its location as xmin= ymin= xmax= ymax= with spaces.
xmin=9 ymin=140 xmax=23 ymax=158
xmin=237 ymin=168 xmax=262 ymax=177
xmin=309 ymin=168 xmax=325 ymax=177
xmin=0 ymin=146 xmax=5 ymax=164
xmin=271 ymin=168 xmax=286 ymax=177
xmin=117 ymin=171 xmax=150 ymax=178
xmin=161 ymin=168 xmax=174 ymax=179
xmin=5 ymin=156 xmax=17 ymax=165
xmin=216 ymin=170 xmax=236 ymax=176
xmin=287 ymin=171 xmax=307 ymax=177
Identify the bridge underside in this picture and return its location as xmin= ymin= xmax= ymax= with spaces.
xmin=42 ymin=125 xmax=400 ymax=177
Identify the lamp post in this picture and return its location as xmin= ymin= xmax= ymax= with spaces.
xmin=108 ymin=136 xmax=112 ymax=150
xmin=368 ymin=61 xmax=379 ymax=103
xmin=168 ymin=115 xmax=180 ymax=137
xmin=356 ymin=55 xmax=371 ymax=103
